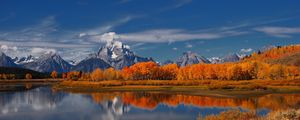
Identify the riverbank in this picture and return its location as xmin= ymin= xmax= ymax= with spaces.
xmin=0 ymin=79 xmax=62 ymax=91
xmin=53 ymin=79 xmax=300 ymax=97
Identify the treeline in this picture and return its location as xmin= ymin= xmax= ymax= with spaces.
xmin=62 ymin=61 xmax=299 ymax=81
xmin=0 ymin=67 xmax=50 ymax=79
xmin=61 ymin=45 xmax=300 ymax=81
xmin=245 ymin=45 xmax=300 ymax=61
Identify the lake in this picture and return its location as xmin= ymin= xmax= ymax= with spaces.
xmin=0 ymin=87 xmax=299 ymax=120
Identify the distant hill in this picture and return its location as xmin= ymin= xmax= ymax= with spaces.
xmin=22 ymin=53 xmax=72 ymax=73
xmin=244 ymin=44 xmax=300 ymax=67
xmin=175 ymin=51 xmax=210 ymax=67
xmin=0 ymin=67 xmax=49 ymax=79
xmin=0 ymin=52 xmax=18 ymax=67
xmin=268 ymin=52 xmax=300 ymax=67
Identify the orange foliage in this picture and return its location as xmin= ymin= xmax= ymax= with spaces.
xmin=63 ymin=45 xmax=300 ymax=81
xmin=51 ymin=71 xmax=58 ymax=78
xmin=67 ymin=71 xmax=81 ymax=80
xmin=89 ymin=92 xmax=300 ymax=111
xmin=245 ymin=45 xmax=300 ymax=61
xmin=25 ymin=73 xmax=32 ymax=79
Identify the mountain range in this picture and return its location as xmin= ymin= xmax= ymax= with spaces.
xmin=0 ymin=40 xmax=243 ymax=73
xmin=162 ymin=52 xmax=243 ymax=66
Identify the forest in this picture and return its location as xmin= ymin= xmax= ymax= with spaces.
xmin=62 ymin=45 xmax=300 ymax=81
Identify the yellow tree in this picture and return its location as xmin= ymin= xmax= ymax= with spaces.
xmin=25 ymin=73 xmax=32 ymax=79
xmin=51 ymin=71 xmax=58 ymax=78
xmin=103 ymin=67 xmax=116 ymax=80
xmin=91 ymin=68 xmax=103 ymax=81
xmin=128 ymin=61 xmax=158 ymax=80
xmin=269 ymin=64 xmax=285 ymax=80
xmin=122 ymin=66 xmax=133 ymax=80
xmin=62 ymin=73 xmax=67 ymax=79
xmin=160 ymin=63 xmax=179 ymax=80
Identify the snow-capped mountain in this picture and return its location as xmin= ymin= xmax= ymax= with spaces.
xmin=23 ymin=52 xmax=72 ymax=73
xmin=13 ymin=55 xmax=38 ymax=64
xmin=161 ymin=59 xmax=175 ymax=65
xmin=223 ymin=53 xmax=241 ymax=62
xmin=176 ymin=51 xmax=210 ymax=67
xmin=67 ymin=60 xmax=77 ymax=66
xmin=97 ymin=40 xmax=153 ymax=69
xmin=72 ymin=54 xmax=111 ymax=72
xmin=0 ymin=52 xmax=18 ymax=67
xmin=74 ymin=40 xmax=153 ymax=71
xmin=208 ymin=57 xmax=223 ymax=64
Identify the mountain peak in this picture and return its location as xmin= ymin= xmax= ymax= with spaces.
xmin=176 ymin=51 xmax=210 ymax=67
xmin=14 ymin=55 xmax=38 ymax=64
xmin=223 ymin=53 xmax=241 ymax=62
xmin=0 ymin=51 xmax=5 ymax=56
xmin=0 ymin=52 xmax=18 ymax=67
xmin=23 ymin=53 xmax=72 ymax=73
xmin=97 ymin=36 xmax=152 ymax=69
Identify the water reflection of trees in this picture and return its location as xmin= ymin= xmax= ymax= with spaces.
xmin=89 ymin=92 xmax=300 ymax=111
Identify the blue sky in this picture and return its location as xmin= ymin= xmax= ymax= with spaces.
xmin=0 ymin=0 xmax=300 ymax=62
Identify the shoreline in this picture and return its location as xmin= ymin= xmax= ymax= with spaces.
xmin=1 ymin=79 xmax=300 ymax=97
xmin=0 ymin=79 xmax=61 ymax=91
xmin=52 ymin=79 xmax=300 ymax=97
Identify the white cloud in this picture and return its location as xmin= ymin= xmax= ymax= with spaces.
xmin=78 ymin=16 xmax=132 ymax=41
xmin=31 ymin=48 xmax=56 ymax=55
xmin=172 ymin=47 xmax=178 ymax=50
xmin=0 ymin=40 xmax=92 ymax=48
xmin=113 ymin=29 xmax=247 ymax=43
xmin=0 ymin=45 xmax=17 ymax=52
xmin=254 ymin=26 xmax=300 ymax=37
xmin=161 ymin=0 xmax=193 ymax=11
xmin=0 ymin=16 xmax=133 ymax=61
xmin=78 ymin=33 xmax=87 ymax=37
xmin=0 ymin=16 xmax=57 ymax=42
xmin=100 ymin=32 xmax=119 ymax=43
xmin=172 ymin=0 xmax=192 ymax=8
xmin=185 ymin=43 xmax=193 ymax=48
xmin=240 ymin=48 xmax=253 ymax=53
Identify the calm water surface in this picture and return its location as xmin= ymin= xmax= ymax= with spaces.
xmin=0 ymin=87 xmax=299 ymax=120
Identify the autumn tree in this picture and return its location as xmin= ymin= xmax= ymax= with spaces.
xmin=103 ymin=67 xmax=122 ymax=80
xmin=67 ymin=71 xmax=80 ymax=80
xmin=159 ymin=64 xmax=179 ymax=80
xmin=269 ymin=64 xmax=285 ymax=80
xmin=125 ymin=62 xmax=159 ymax=80
xmin=51 ymin=71 xmax=58 ymax=78
xmin=122 ymin=66 xmax=133 ymax=80
xmin=91 ymin=68 xmax=104 ymax=81
xmin=62 ymin=73 xmax=67 ymax=79
xmin=25 ymin=73 xmax=32 ymax=79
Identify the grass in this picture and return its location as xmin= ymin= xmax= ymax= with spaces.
xmin=53 ymin=79 xmax=300 ymax=94
xmin=0 ymin=79 xmax=61 ymax=91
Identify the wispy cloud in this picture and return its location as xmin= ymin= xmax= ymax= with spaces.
xmin=0 ymin=15 xmax=134 ymax=60
xmin=160 ymin=0 xmax=193 ymax=12
xmin=254 ymin=26 xmax=300 ymax=37
xmin=0 ymin=44 xmax=54 ymax=58
xmin=240 ymin=48 xmax=253 ymax=53
xmin=185 ymin=43 xmax=193 ymax=48
xmin=0 ymin=16 xmax=57 ymax=42
xmin=76 ymin=16 xmax=133 ymax=42
xmin=172 ymin=0 xmax=192 ymax=9
xmin=0 ymin=40 xmax=92 ymax=48
xmin=113 ymin=28 xmax=247 ymax=43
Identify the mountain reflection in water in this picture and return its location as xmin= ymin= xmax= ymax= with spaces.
xmin=0 ymin=87 xmax=299 ymax=120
